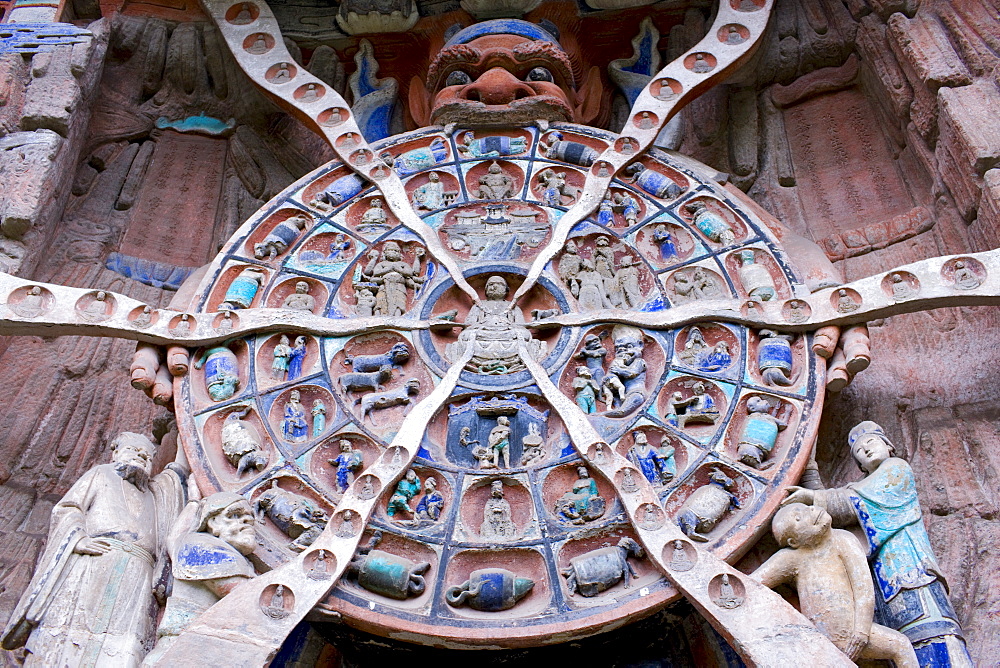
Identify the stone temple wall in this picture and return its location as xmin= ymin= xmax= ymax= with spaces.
xmin=0 ymin=0 xmax=998 ymax=663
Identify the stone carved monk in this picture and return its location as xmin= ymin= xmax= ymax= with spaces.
xmin=1 ymin=433 xmax=187 ymax=667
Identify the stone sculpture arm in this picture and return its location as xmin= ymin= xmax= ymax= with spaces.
xmin=749 ymin=549 xmax=794 ymax=591
xmin=783 ymin=487 xmax=859 ymax=528
xmin=835 ymin=531 xmax=874 ymax=660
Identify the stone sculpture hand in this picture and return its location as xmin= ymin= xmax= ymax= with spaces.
xmin=129 ymin=266 xmax=207 ymax=404
xmin=781 ymin=486 xmax=815 ymax=506
xmin=74 ymin=537 xmax=115 ymax=556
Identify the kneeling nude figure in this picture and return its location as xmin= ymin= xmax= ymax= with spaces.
xmin=752 ymin=503 xmax=918 ymax=667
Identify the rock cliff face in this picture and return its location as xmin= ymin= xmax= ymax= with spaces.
xmin=0 ymin=0 xmax=999 ymax=663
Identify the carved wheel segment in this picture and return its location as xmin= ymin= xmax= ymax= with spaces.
xmin=175 ymin=122 xmax=834 ymax=655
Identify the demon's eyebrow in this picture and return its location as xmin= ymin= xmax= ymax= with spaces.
xmin=427 ymin=40 xmax=575 ymax=92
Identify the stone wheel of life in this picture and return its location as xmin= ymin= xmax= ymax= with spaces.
xmin=175 ymin=122 xmax=824 ymax=647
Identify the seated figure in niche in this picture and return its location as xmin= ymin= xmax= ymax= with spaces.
xmin=445 ymin=275 xmax=546 ymax=374
xmin=613 ymin=192 xmax=640 ymax=227
xmin=387 ymin=469 xmax=421 ymax=517
xmin=281 ymin=281 xmax=316 ymax=312
xmin=361 ymin=242 xmax=425 ymax=317
xmin=599 ymin=325 xmax=647 ymax=417
xmin=480 ymin=480 xmax=516 ymax=540
xmin=667 ymin=381 xmax=720 ymax=429
xmin=412 ymin=171 xmax=448 ymax=210
xmin=415 ymin=477 xmax=445 ymax=522
xmin=358 ymin=198 xmax=389 ymax=233
xmin=554 ymin=466 xmax=606 ymax=524
xmin=476 ymin=161 xmax=516 ymax=199
xmin=327 ymin=234 xmax=352 ymax=261
xmin=652 ymin=224 xmax=678 ymax=261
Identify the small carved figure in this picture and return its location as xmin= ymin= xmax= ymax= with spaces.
xmin=783 ymin=422 xmax=973 ymax=664
xmin=412 ymin=171 xmax=448 ymax=210
xmin=134 ymin=305 xmax=153 ymax=328
xmin=281 ymin=281 xmax=316 ymax=312
xmin=562 ymin=538 xmax=644 ymax=597
xmin=254 ymin=214 xmax=308 ymax=260
xmin=575 ymin=333 xmax=607 ymax=384
xmin=577 ymin=259 xmax=612 ymax=311
xmin=558 ymin=239 xmax=582 ymax=296
xmin=384 ymin=137 xmax=447 ymax=176
xmin=737 ymin=397 xmax=790 ymax=469
xmin=621 ymin=468 xmax=638 ymax=493
xmin=308 ymin=549 xmax=332 ymax=580
xmin=677 ymin=468 xmax=741 ymax=542
xmin=281 ymin=390 xmax=309 ymax=443
xmin=480 ymin=480 xmax=516 ymax=540
xmin=476 ymin=161 xmax=516 ymax=199
xmin=387 ymin=469 xmax=421 ymax=517
xmin=619 ymin=138 xmax=636 ymax=154
xmin=253 ymin=481 xmax=327 ymax=552
xmin=753 ymin=503 xmax=919 ymax=667
xmin=554 ymin=466 xmax=606 ymax=524
xmin=221 ymin=407 xmax=268 ymax=477
xmin=535 ymin=168 xmax=578 ymax=205
xmin=0 ymin=433 xmax=187 ymax=666
xmin=143 ymin=492 xmax=257 ymax=664
xmin=446 ymin=568 xmax=534 ymax=611
xmin=738 ymin=250 xmax=776 ymax=301
xmin=725 ymin=25 xmax=744 ymax=44
xmin=613 ymin=192 xmax=640 ymax=226
xmin=600 ymin=325 xmax=647 ymax=417
xmin=248 ymin=34 xmax=268 ymax=54
xmin=175 ymin=313 xmax=192 ymax=331
xmin=262 ymin=585 xmax=289 ymax=619
xmin=347 ymin=532 xmax=430 ymax=600
xmin=335 ymin=510 xmax=356 ymax=537
xmin=458 ymin=131 xmax=528 ymax=158
xmin=415 ymin=477 xmax=444 ymax=522
xmin=233 ymin=2 xmax=252 ymax=22
xmin=14 ymin=286 xmax=44 ymax=317
xmin=691 ymin=53 xmax=712 ymax=73
xmin=359 ymin=379 xmax=421 ymax=425
xmin=272 ymin=335 xmax=292 ymax=380
xmin=327 ymin=233 xmax=352 ymax=261
xmin=890 ymin=273 xmax=914 ymax=300
xmin=354 ymin=287 xmax=376 ymax=316
xmin=194 ymin=343 xmax=241 ymax=402
xmin=311 ymin=400 xmax=326 ymax=437
xmin=668 ymin=540 xmax=693 ymax=571
xmin=520 ymin=423 xmax=545 ymax=465
xmin=358 ymin=198 xmax=389 ymax=233
xmin=685 ymin=201 xmax=735 ymax=245
xmin=615 ymin=255 xmax=642 ymax=308
xmin=593 ymin=235 xmax=616 ymax=279
xmin=328 ymin=440 xmax=363 ymax=493
xmin=572 ymin=366 xmax=600 ymax=413
xmin=636 ymin=111 xmax=654 ymax=129
xmin=216 ymin=311 xmax=234 ymax=334
xmin=667 ymin=381 xmax=720 ymax=429
xmin=488 ymin=416 xmax=512 ymax=469
xmin=652 ymin=224 xmax=677 ymax=261
xmin=288 ymin=336 xmax=307 ymax=381
xmin=713 ymin=573 xmax=742 ymax=608
xmin=673 ymin=268 xmax=722 ymax=302
xmin=81 ymin=291 xmax=111 ymax=321
xmin=362 ymin=242 xmax=425 ymax=316
xmin=952 ymin=260 xmax=980 ymax=289
xmin=627 ymin=431 xmax=675 ymax=485
xmin=271 ymin=62 xmax=291 ymax=83
xmin=757 ymin=330 xmax=796 ymax=386
xmin=597 ymin=196 xmax=615 ymax=227
xmin=221 ymin=266 xmax=265 ymax=310
xmin=836 ymin=289 xmax=859 ymax=313
xmin=786 ymin=299 xmax=808 ymax=323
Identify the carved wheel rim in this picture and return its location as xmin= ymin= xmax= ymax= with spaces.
xmin=176 ymin=122 xmax=823 ymax=647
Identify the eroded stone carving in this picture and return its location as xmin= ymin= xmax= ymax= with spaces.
xmin=221 ymin=407 xmax=268 ymax=477
xmin=554 ymin=466 xmax=605 ymax=524
xmin=446 ymin=568 xmax=534 ymax=611
xmin=677 ymin=469 xmax=740 ymax=542
xmin=253 ymin=481 xmax=327 ymax=553
xmin=562 ymin=538 xmax=644 ymax=597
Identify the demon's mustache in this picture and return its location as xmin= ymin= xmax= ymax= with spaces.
xmin=431 ymin=95 xmax=574 ymax=127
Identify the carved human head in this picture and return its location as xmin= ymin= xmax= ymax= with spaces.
xmin=111 ymin=432 xmax=156 ymax=486
xmin=290 ymin=389 xmax=301 ymax=403
xmin=425 ymin=476 xmax=437 ymax=492
xmin=383 ymin=241 xmax=402 ymax=261
xmin=339 ymin=439 xmax=352 ymax=452
xmin=413 ymin=19 xmax=603 ymax=127
xmin=612 ymin=324 xmax=643 ymax=361
xmin=485 ymin=275 xmax=510 ymax=300
xmin=633 ymin=431 xmax=648 ymax=446
xmin=295 ymin=281 xmax=310 ymax=294
xmin=497 ymin=416 xmax=510 ymax=427
xmin=577 ymin=466 xmax=589 ymax=478
xmin=295 ymin=335 xmax=306 ymax=347
xmin=576 ymin=366 xmax=591 ymax=378
xmin=200 ymin=492 xmax=257 ymax=556
xmin=848 ymin=421 xmax=895 ymax=474
xmin=406 ymin=468 xmax=418 ymax=482
xmin=771 ymin=502 xmax=831 ymax=549
xmin=491 ymin=479 xmax=504 ymax=496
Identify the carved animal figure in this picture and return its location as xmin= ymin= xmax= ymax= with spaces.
xmin=359 ymin=379 xmax=421 ymax=423
xmin=339 ymin=364 xmax=393 ymax=394
xmin=345 ymin=342 xmax=411 ymax=372
xmin=562 ymin=537 xmax=644 ymax=597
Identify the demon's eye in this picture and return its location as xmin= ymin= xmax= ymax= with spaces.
xmin=446 ymin=70 xmax=472 ymax=87
xmin=526 ymin=67 xmax=554 ymax=83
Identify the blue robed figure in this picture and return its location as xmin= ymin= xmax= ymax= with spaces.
xmin=786 ymin=421 xmax=972 ymax=667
